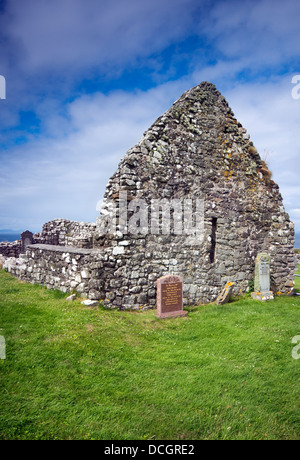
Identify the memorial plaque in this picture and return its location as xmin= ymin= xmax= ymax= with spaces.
xmin=259 ymin=258 xmax=270 ymax=292
xmin=156 ymin=275 xmax=187 ymax=318
xmin=251 ymin=252 xmax=273 ymax=301
xmin=254 ymin=253 xmax=270 ymax=292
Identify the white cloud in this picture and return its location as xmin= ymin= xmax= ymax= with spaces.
xmin=200 ymin=0 xmax=300 ymax=68
xmin=2 ymin=0 xmax=199 ymax=74
xmin=0 ymin=83 xmax=185 ymax=231
xmin=223 ymin=76 xmax=300 ymax=228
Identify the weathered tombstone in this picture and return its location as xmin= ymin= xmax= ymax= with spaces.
xmin=251 ymin=253 xmax=274 ymax=301
xmin=21 ymin=230 xmax=33 ymax=253
xmin=156 ymin=275 xmax=187 ymax=318
xmin=215 ymin=281 xmax=235 ymax=305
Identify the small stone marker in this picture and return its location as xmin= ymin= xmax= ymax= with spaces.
xmin=251 ymin=252 xmax=274 ymax=301
xmin=215 ymin=281 xmax=235 ymax=305
xmin=21 ymin=230 xmax=33 ymax=253
xmin=156 ymin=275 xmax=187 ymax=318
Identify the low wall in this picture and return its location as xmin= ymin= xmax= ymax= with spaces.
xmin=4 ymin=244 xmax=104 ymax=300
xmin=3 ymin=241 xmax=160 ymax=309
xmin=2 ymin=240 xmax=297 ymax=310
xmin=2 ymin=233 xmax=160 ymax=308
xmin=0 ymin=240 xmax=22 ymax=258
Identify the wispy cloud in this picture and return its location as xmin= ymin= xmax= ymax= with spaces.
xmin=200 ymin=0 xmax=300 ymax=68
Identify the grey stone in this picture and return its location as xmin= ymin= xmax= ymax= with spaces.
xmin=112 ymin=246 xmax=125 ymax=255
xmin=66 ymin=294 xmax=76 ymax=301
xmin=215 ymin=282 xmax=235 ymax=305
xmin=81 ymin=299 xmax=99 ymax=307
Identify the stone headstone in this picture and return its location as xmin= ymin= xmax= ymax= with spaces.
xmin=156 ymin=275 xmax=187 ymax=318
xmin=215 ymin=281 xmax=235 ymax=305
xmin=251 ymin=253 xmax=274 ymax=301
xmin=21 ymin=230 xmax=33 ymax=253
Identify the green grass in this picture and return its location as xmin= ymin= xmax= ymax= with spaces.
xmin=0 ymin=268 xmax=300 ymax=440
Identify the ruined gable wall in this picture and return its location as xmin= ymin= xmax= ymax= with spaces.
xmin=94 ymin=82 xmax=295 ymax=308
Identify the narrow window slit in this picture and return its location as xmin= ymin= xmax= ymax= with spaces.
xmin=210 ymin=217 xmax=217 ymax=263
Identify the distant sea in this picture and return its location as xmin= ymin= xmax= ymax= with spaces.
xmin=295 ymin=234 xmax=300 ymax=249
xmin=0 ymin=233 xmax=21 ymax=243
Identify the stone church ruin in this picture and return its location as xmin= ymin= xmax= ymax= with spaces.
xmin=0 ymin=82 xmax=295 ymax=308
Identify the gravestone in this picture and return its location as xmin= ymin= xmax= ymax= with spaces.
xmin=156 ymin=275 xmax=187 ymax=318
xmin=21 ymin=230 xmax=33 ymax=253
xmin=251 ymin=253 xmax=274 ymax=301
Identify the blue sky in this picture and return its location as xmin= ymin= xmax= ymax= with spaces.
xmin=0 ymin=0 xmax=299 ymax=233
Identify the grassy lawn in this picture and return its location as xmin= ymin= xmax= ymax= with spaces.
xmin=0 ymin=268 xmax=300 ymax=440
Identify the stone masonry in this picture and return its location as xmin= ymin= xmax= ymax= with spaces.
xmin=1 ymin=82 xmax=295 ymax=308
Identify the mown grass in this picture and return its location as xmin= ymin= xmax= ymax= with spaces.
xmin=0 ymin=268 xmax=300 ymax=440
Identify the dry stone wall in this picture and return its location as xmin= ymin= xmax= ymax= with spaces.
xmin=34 ymin=219 xmax=96 ymax=248
xmin=0 ymin=219 xmax=96 ymax=259
xmin=0 ymin=240 xmax=22 ymax=258
xmin=5 ymin=244 xmax=103 ymax=299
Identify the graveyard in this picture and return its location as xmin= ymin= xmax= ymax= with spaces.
xmin=1 ymin=0 xmax=300 ymax=444
xmin=0 ymin=266 xmax=299 ymax=440
xmin=0 ymin=81 xmax=299 ymax=440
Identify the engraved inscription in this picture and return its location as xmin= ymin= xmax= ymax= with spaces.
xmin=259 ymin=261 xmax=270 ymax=292
xmin=156 ymin=274 xmax=185 ymax=318
xmin=161 ymin=281 xmax=182 ymax=313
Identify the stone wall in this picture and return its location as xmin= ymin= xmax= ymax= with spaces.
xmin=3 ymin=243 xmax=159 ymax=307
xmin=34 ymin=219 xmax=96 ymax=248
xmin=0 ymin=240 xmax=22 ymax=258
xmin=4 ymin=244 xmax=103 ymax=299
xmin=0 ymin=219 xmax=96 ymax=259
